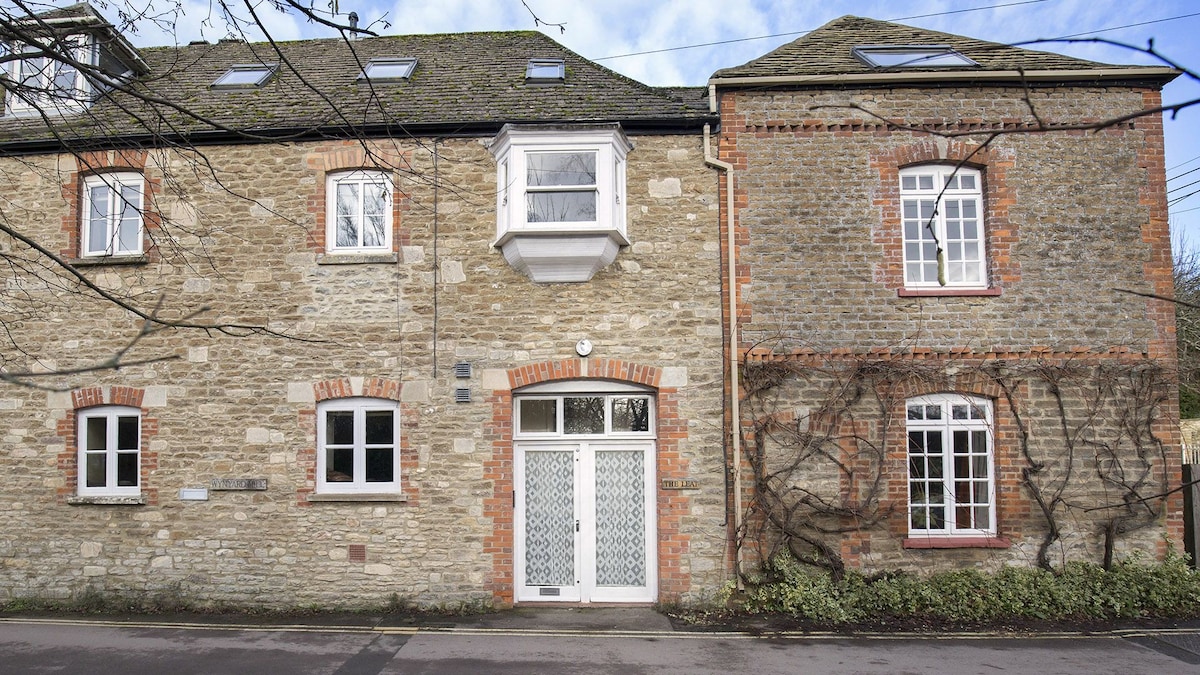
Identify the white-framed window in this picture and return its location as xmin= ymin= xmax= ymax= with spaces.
xmin=82 ymin=172 xmax=144 ymax=257
xmin=5 ymin=37 xmax=94 ymax=115
xmin=491 ymin=126 xmax=630 ymax=241
xmin=77 ymin=406 xmax=140 ymax=496
xmin=906 ymin=393 xmax=995 ymax=536
xmin=515 ymin=393 xmax=654 ymax=438
xmin=326 ymin=170 xmax=393 ymax=253
xmin=900 ymin=165 xmax=986 ymax=289
xmin=316 ymin=398 xmax=400 ymax=493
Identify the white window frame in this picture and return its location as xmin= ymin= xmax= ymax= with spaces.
xmin=900 ymin=165 xmax=986 ymax=289
xmin=906 ymin=393 xmax=996 ymax=537
xmin=491 ymin=126 xmax=630 ymax=245
xmin=316 ymin=398 xmax=400 ymax=494
xmin=514 ymin=392 xmax=655 ymax=440
xmin=6 ymin=37 xmax=95 ymax=116
xmin=81 ymin=172 xmax=144 ymax=257
xmin=326 ymin=170 xmax=394 ymax=254
xmin=77 ymin=405 xmax=141 ymax=497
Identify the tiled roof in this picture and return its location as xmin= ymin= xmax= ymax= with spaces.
xmin=0 ymin=29 xmax=715 ymax=149
xmin=712 ymin=15 xmax=1174 ymax=81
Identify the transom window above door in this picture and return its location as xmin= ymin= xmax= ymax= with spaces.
xmin=516 ymin=394 xmax=654 ymax=437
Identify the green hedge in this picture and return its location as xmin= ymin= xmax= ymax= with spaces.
xmin=742 ymin=551 xmax=1200 ymax=624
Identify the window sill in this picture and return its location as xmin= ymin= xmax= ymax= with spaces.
xmin=307 ymin=493 xmax=407 ymax=502
xmin=898 ymin=288 xmax=1001 ymax=297
xmin=316 ymin=252 xmax=399 ymax=265
xmin=903 ymin=536 xmax=1010 ymax=549
xmin=68 ymin=255 xmax=149 ymax=267
xmin=67 ymin=495 xmax=146 ymax=506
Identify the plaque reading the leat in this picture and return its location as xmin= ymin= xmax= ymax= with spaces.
xmin=660 ymin=479 xmax=699 ymax=490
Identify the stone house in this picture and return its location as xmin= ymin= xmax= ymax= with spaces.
xmin=711 ymin=18 xmax=1184 ymax=573
xmin=0 ymin=5 xmax=1183 ymax=609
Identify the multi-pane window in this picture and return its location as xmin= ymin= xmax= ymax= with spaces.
xmin=525 ymin=151 xmax=597 ymax=225
xmin=516 ymin=394 xmax=653 ymax=437
xmin=900 ymin=166 xmax=985 ymax=288
xmin=491 ymin=127 xmax=629 ymax=238
xmin=6 ymin=39 xmax=91 ymax=114
xmin=82 ymin=172 xmax=143 ymax=257
xmin=906 ymin=394 xmax=994 ymax=535
xmin=316 ymin=398 xmax=399 ymax=493
xmin=327 ymin=170 xmax=392 ymax=253
xmin=77 ymin=406 xmax=140 ymax=496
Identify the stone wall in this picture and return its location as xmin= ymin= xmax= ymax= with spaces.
xmin=0 ymin=133 xmax=728 ymax=608
xmin=719 ymin=83 xmax=1183 ymax=571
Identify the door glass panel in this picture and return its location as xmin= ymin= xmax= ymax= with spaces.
xmin=594 ymin=450 xmax=645 ymax=586
xmin=524 ymin=450 xmax=575 ymax=586
xmin=519 ymin=399 xmax=557 ymax=433
xmin=611 ymin=397 xmax=650 ymax=432
xmin=564 ymin=397 xmax=604 ymax=434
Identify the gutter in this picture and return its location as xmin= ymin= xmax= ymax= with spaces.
xmin=708 ymin=66 xmax=1180 ymax=88
xmin=703 ymin=117 xmax=743 ymax=592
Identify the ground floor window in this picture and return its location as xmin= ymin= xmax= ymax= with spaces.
xmin=316 ymin=397 xmax=400 ymax=493
xmin=906 ymin=393 xmax=995 ymax=535
xmin=77 ymin=406 xmax=140 ymax=496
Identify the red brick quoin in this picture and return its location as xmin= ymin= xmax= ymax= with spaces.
xmin=484 ymin=359 xmax=692 ymax=607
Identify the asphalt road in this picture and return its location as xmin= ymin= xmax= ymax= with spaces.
xmin=2 ymin=615 xmax=1200 ymax=675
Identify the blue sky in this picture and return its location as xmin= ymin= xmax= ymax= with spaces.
xmin=112 ymin=0 xmax=1200 ymax=248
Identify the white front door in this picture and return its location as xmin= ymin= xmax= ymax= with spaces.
xmin=515 ymin=440 xmax=656 ymax=603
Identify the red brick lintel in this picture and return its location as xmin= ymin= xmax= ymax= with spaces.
xmin=903 ymin=536 xmax=1011 ymax=549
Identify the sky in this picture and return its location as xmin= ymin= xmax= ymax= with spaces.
xmin=101 ymin=0 xmax=1200 ymax=249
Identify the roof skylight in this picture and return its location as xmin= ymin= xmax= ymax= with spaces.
xmin=525 ymin=58 xmax=565 ymax=83
xmin=852 ymin=45 xmax=978 ymax=69
xmin=359 ymin=57 xmax=417 ymax=81
xmin=211 ymin=64 xmax=276 ymax=89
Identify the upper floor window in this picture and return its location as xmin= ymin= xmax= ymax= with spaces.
xmin=317 ymin=398 xmax=400 ymax=494
xmin=906 ymin=394 xmax=994 ymax=536
xmin=78 ymin=406 xmax=140 ymax=497
xmin=82 ymin=172 xmax=143 ymax=257
xmin=327 ymin=170 xmax=393 ymax=253
xmin=489 ymin=125 xmax=632 ymax=282
xmin=5 ymin=38 xmax=93 ymax=115
xmin=900 ymin=165 xmax=985 ymax=289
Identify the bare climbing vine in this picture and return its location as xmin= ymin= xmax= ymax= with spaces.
xmin=738 ymin=350 xmax=1175 ymax=578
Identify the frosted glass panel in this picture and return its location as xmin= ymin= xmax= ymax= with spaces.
xmin=594 ymin=450 xmax=645 ymax=586
xmin=524 ymin=450 xmax=575 ymax=586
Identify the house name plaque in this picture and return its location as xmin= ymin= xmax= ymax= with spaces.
xmin=211 ymin=478 xmax=268 ymax=491
xmin=660 ymin=479 xmax=699 ymax=490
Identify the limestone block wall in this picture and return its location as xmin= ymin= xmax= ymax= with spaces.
xmin=0 ymin=133 xmax=727 ymax=608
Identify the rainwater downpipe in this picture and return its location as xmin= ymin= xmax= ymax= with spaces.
xmin=703 ymin=118 xmax=744 ymax=591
